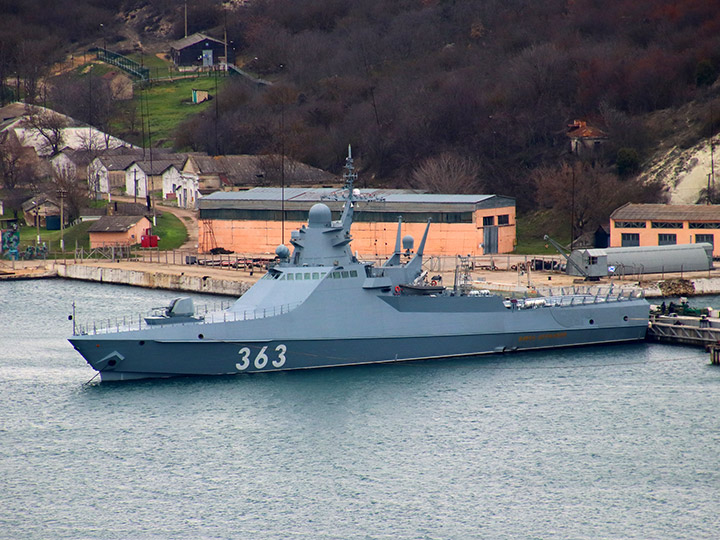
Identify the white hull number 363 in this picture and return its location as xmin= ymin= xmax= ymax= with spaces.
xmin=236 ymin=344 xmax=287 ymax=371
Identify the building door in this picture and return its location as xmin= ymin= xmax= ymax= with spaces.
xmin=202 ymin=49 xmax=213 ymax=67
xmin=483 ymin=225 xmax=498 ymax=254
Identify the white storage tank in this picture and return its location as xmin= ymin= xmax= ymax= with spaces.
xmin=606 ymin=243 xmax=712 ymax=275
xmin=566 ymin=243 xmax=713 ymax=277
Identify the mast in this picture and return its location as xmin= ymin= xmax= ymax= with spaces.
xmin=339 ymin=145 xmax=357 ymax=231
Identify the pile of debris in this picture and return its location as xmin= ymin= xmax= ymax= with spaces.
xmin=658 ymin=278 xmax=695 ymax=297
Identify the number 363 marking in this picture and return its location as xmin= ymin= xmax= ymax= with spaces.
xmin=236 ymin=344 xmax=287 ymax=371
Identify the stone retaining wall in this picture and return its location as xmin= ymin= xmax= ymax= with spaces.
xmin=56 ymin=264 xmax=249 ymax=297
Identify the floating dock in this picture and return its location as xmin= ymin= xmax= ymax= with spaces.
xmin=647 ymin=314 xmax=720 ymax=348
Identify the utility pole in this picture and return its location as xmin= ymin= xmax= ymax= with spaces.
xmin=570 ymin=163 xmax=576 ymax=250
xmin=710 ymin=103 xmax=715 ymax=204
xmin=33 ymin=201 xmax=40 ymax=244
xmin=224 ymin=10 xmax=228 ymax=72
xmin=57 ymin=188 xmax=66 ymax=252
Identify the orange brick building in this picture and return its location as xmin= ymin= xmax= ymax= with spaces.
xmin=88 ymin=216 xmax=151 ymax=248
xmin=610 ymin=203 xmax=720 ymax=257
xmin=198 ymin=188 xmax=516 ymax=256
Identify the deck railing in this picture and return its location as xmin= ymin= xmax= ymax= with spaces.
xmin=507 ymin=285 xmax=644 ymax=310
xmin=73 ymin=300 xmax=303 ymax=336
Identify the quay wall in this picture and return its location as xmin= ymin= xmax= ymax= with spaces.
xmin=56 ymin=264 xmax=249 ymax=297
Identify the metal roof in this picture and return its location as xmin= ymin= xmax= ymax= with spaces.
xmin=170 ymin=33 xmax=223 ymax=51
xmin=611 ymin=203 xmax=720 ymax=221
xmin=88 ymin=215 xmax=148 ymax=233
xmin=132 ymin=158 xmax=186 ymax=175
xmin=185 ymin=155 xmax=337 ymax=185
xmin=200 ymin=188 xmax=514 ymax=212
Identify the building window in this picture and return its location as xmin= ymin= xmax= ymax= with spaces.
xmin=689 ymin=222 xmax=720 ymax=229
xmin=621 ymin=233 xmax=640 ymax=247
xmin=651 ymin=222 xmax=683 ymax=229
xmin=615 ymin=221 xmax=646 ymax=228
xmin=498 ymin=214 xmax=509 ymax=225
xmin=658 ymin=233 xmax=677 ymax=245
xmin=695 ymin=234 xmax=714 ymax=246
xmin=483 ymin=216 xmax=494 ymax=226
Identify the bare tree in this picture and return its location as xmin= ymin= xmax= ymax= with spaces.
xmin=23 ymin=106 xmax=67 ymax=156
xmin=0 ymin=132 xmax=39 ymax=215
xmin=52 ymin=165 xmax=88 ymax=222
xmin=532 ymin=161 xmax=667 ymax=239
xmin=410 ymin=152 xmax=483 ymax=194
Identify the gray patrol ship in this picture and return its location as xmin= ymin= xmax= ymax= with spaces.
xmin=70 ymin=148 xmax=650 ymax=381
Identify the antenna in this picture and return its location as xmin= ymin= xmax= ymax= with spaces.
xmin=416 ymin=219 xmax=431 ymax=257
xmin=280 ymin=105 xmax=285 ymax=244
xmin=393 ymin=216 xmax=403 ymax=253
xmin=343 ymin=144 xmax=356 ymax=192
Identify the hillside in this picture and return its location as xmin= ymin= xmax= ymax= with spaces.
xmin=3 ymin=0 xmax=720 ymax=242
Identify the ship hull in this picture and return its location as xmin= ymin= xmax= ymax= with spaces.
xmin=70 ymin=308 xmax=649 ymax=381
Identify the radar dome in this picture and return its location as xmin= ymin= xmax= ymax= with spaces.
xmin=402 ymin=235 xmax=414 ymax=250
xmin=275 ymin=244 xmax=290 ymax=259
xmin=308 ymin=203 xmax=332 ymax=228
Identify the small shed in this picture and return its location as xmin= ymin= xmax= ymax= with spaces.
xmin=567 ymin=248 xmax=609 ymax=278
xmin=21 ymin=195 xmax=60 ymax=228
xmin=566 ymin=120 xmax=608 ymax=157
xmin=169 ymin=33 xmax=231 ymax=68
xmin=88 ymin=215 xmax=151 ymax=248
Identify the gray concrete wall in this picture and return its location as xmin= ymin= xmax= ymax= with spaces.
xmin=56 ymin=264 xmax=249 ymax=297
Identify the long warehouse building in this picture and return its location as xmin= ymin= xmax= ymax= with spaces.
xmin=198 ymin=188 xmax=516 ymax=257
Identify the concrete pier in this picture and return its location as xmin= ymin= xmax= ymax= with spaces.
xmin=647 ymin=314 xmax=720 ymax=348
xmin=7 ymin=257 xmax=720 ymax=299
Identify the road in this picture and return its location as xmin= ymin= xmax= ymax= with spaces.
xmin=110 ymin=194 xmax=198 ymax=251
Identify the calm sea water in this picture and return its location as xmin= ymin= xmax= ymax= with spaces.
xmin=1 ymin=279 xmax=719 ymax=539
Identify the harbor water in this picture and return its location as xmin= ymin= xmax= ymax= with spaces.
xmin=1 ymin=279 xmax=719 ymax=539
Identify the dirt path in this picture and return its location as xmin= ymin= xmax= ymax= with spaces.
xmin=110 ymin=194 xmax=199 ymax=251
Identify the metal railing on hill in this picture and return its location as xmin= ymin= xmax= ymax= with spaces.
xmin=95 ymin=48 xmax=149 ymax=80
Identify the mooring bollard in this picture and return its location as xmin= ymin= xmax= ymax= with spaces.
xmin=710 ymin=345 xmax=720 ymax=365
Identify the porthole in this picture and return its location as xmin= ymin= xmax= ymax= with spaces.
xmin=589 ymin=319 xmax=594 ymax=325
xmin=108 ymin=359 xmax=117 ymax=367
xmin=198 ymin=334 xmax=204 ymax=340
xmin=139 ymin=340 xmax=145 ymax=346
xmin=623 ymin=315 xmax=629 ymax=321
